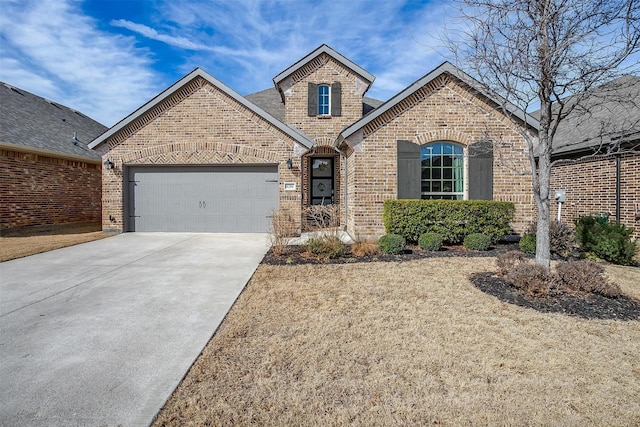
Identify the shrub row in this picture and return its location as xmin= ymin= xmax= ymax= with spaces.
xmin=497 ymin=251 xmax=622 ymax=298
xmin=383 ymin=200 xmax=514 ymax=244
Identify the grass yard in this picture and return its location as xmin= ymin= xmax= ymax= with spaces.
xmin=153 ymin=257 xmax=640 ymax=426
xmin=0 ymin=222 xmax=109 ymax=262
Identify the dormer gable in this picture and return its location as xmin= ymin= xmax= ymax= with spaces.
xmin=272 ymin=44 xmax=375 ymax=141
xmin=273 ymin=44 xmax=375 ymax=103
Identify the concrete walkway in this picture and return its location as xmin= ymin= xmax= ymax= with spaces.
xmin=0 ymin=233 xmax=269 ymax=427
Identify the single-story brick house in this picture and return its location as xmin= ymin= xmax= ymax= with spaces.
xmin=89 ymin=44 xmax=636 ymax=237
xmin=0 ymin=82 xmax=107 ymax=233
xmin=546 ymin=75 xmax=640 ymax=238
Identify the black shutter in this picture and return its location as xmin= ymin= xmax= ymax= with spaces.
xmin=308 ymin=82 xmax=318 ymax=116
xmin=468 ymin=140 xmax=493 ymax=200
xmin=397 ymin=140 xmax=421 ymax=199
xmin=331 ymin=82 xmax=342 ymax=116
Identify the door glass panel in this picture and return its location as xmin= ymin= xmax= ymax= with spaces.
xmin=312 ymin=179 xmax=332 ymax=197
xmin=312 ymin=159 xmax=332 ymax=177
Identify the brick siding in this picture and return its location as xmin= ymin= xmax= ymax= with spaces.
xmin=101 ymin=77 xmax=302 ymax=233
xmin=344 ymin=74 xmax=535 ymax=237
xmin=0 ymin=148 xmax=101 ymax=231
xmin=550 ymin=152 xmax=640 ymax=238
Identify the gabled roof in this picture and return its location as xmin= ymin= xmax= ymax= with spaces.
xmin=272 ymin=44 xmax=375 ymax=98
xmin=336 ymin=61 xmax=540 ymax=147
xmin=89 ymin=68 xmax=315 ymax=150
xmin=0 ymin=82 xmax=106 ymax=161
xmin=534 ymin=74 xmax=640 ymax=156
xmin=245 ymin=87 xmax=384 ymax=121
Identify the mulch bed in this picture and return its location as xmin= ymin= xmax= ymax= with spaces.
xmin=262 ymin=242 xmax=521 ymax=265
xmin=470 ymin=272 xmax=640 ymax=321
xmin=262 ymin=243 xmax=640 ymax=321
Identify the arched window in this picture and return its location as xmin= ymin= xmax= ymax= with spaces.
xmin=421 ymin=142 xmax=464 ymax=199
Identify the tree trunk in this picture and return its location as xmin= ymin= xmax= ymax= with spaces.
xmin=535 ymin=155 xmax=552 ymax=270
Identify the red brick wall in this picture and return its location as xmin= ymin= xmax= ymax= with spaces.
xmin=550 ymin=152 xmax=640 ymax=238
xmin=0 ymin=148 xmax=102 ymax=231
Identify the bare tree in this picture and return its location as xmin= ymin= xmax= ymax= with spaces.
xmin=448 ymin=0 xmax=640 ymax=269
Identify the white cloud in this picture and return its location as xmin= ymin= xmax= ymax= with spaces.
xmin=144 ymin=0 xmax=457 ymax=99
xmin=0 ymin=0 xmax=460 ymax=124
xmin=0 ymin=0 xmax=162 ymax=126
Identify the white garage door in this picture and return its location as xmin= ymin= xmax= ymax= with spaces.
xmin=127 ymin=165 xmax=279 ymax=232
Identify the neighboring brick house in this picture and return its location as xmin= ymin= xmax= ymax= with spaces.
xmin=0 ymin=82 xmax=107 ymax=233
xmin=90 ymin=44 xmax=542 ymax=235
xmin=547 ymin=75 xmax=640 ymax=238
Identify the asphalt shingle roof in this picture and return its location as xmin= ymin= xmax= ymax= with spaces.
xmin=535 ymin=75 xmax=640 ymax=155
xmin=0 ymin=82 xmax=107 ymax=160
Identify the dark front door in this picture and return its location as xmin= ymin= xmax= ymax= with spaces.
xmin=310 ymin=157 xmax=334 ymax=205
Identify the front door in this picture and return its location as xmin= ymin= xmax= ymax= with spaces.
xmin=310 ymin=157 xmax=334 ymax=205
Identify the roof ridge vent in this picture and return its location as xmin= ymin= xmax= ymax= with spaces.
xmin=3 ymin=83 xmax=24 ymax=95
xmin=46 ymin=99 xmax=62 ymax=109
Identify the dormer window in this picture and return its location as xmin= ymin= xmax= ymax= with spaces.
xmin=318 ymin=84 xmax=330 ymax=115
xmin=308 ymin=82 xmax=341 ymax=117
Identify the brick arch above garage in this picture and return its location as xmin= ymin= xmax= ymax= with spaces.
xmin=115 ymin=141 xmax=282 ymax=166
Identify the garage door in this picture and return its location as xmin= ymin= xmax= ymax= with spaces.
xmin=127 ymin=165 xmax=279 ymax=232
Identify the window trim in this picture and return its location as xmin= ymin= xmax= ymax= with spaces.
xmin=420 ymin=141 xmax=465 ymax=200
xmin=317 ymin=84 xmax=331 ymax=116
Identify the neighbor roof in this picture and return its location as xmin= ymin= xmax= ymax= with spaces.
xmin=245 ymin=87 xmax=383 ymax=122
xmin=336 ymin=61 xmax=540 ymax=147
xmin=89 ymin=68 xmax=315 ymax=150
xmin=539 ymin=74 xmax=640 ymax=155
xmin=0 ymin=82 xmax=106 ymax=161
xmin=272 ymin=44 xmax=375 ymax=101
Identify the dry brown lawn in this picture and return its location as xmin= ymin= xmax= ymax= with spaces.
xmin=154 ymin=257 xmax=640 ymax=426
xmin=0 ymin=222 xmax=110 ymax=262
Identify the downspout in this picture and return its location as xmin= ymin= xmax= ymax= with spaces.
xmin=615 ymin=153 xmax=621 ymax=222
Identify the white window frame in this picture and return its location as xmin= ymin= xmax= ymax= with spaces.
xmin=318 ymin=84 xmax=331 ymax=116
xmin=420 ymin=142 xmax=465 ymax=200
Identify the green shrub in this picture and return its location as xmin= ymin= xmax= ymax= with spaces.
xmin=383 ymin=200 xmax=515 ymax=244
xmin=519 ymin=233 xmax=536 ymax=254
xmin=463 ymin=233 xmax=491 ymax=251
xmin=418 ymin=232 xmax=443 ymax=251
xmin=527 ymin=220 xmax=574 ymax=255
xmin=575 ymin=216 xmax=637 ymax=265
xmin=306 ymin=235 xmax=345 ymax=260
xmin=378 ymin=234 xmax=406 ymax=254
xmin=555 ymin=260 xmax=621 ymax=297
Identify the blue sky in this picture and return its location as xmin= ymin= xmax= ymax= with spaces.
xmin=0 ymin=0 xmax=454 ymax=126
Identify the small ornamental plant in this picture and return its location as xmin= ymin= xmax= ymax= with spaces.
xmin=463 ymin=233 xmax=491 ymax=251
xmin=419 ymin=232 xmax=443 ymax=251
xmin=306 ymin=236 xmax=345 ymax=261
xmin=378 ymin=234 xmax=406 ymax=254
xmin=519 ymin=233 xmax=536 ymax=254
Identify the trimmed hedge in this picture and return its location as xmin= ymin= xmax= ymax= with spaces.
xmin=383 ymin=200 xmax=515 ymax=244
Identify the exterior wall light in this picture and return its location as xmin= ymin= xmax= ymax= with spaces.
xmin=286 ymin=158 xmax=293 ymax=170
xmin=104 ymin=159 xmax=115 ymax=170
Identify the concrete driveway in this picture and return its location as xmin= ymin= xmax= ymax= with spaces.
xmin=0 ymin=233 xmax=269 ymax=427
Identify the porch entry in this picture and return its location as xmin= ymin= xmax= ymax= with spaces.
xmin=310 ymin=157 xmax=334 ymax=205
